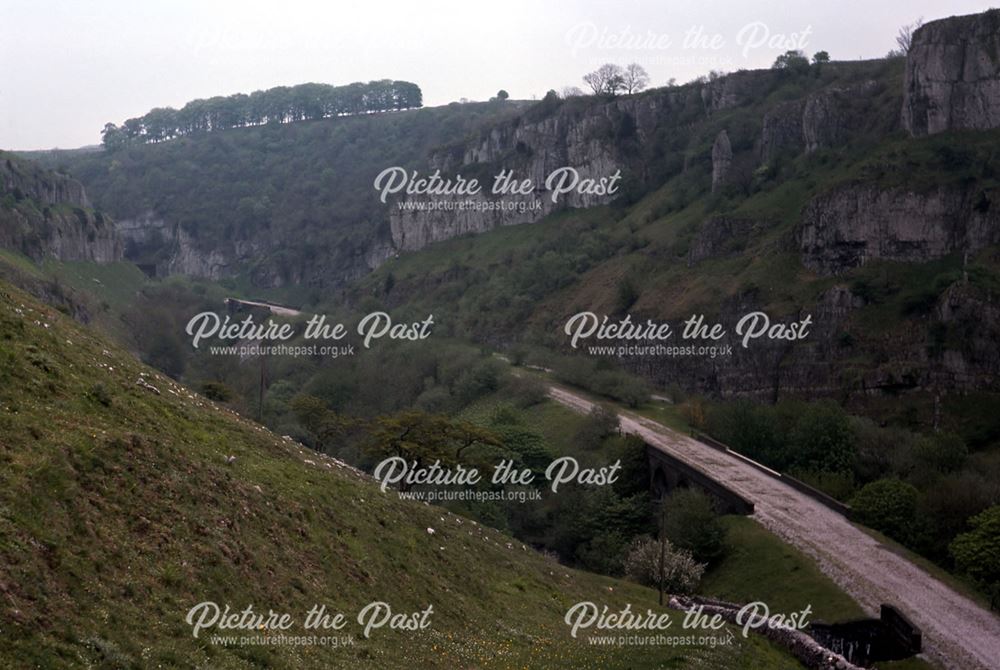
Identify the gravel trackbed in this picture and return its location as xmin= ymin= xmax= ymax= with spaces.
xmin=547 ymin=385 xmax=1000 ymax=670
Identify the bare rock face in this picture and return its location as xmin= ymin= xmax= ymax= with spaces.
xmin=760 ymin=81 xmax=880 ymax=163
xmin=390 ymin=192 xmax=547 ymax=252
xmin=761 ymin=100 xmax=805 ymax=163
xmin=803 ymin=81 xmax=881 ymax=153
xmin=623 ymin=278 xmax=1000 ymax=399
xmin=700 ymin=70 xmax=780 ymax=115
xmin=711 ymin=130 xmax=733 ymax=193
xmin=903 ymin=9 xmax=1000 ymax=135
xmin=389 ymin=87 xmax=700 ymax=252
xmin=688 ymin=216 xmax=758 ymax=264
xmin=799 ymin=183 xmax=1000 ymax=274
xmin=0 ymin=154 xmax=121 ymax=263
xmin=0 ymin=154 xmax=90 ymax=209
xmin=390 ymin=70 xmax=792 ymax=254
xmin=936 ymin=282 xmax=1000 ymax=388
xmin=116 ymin=211 xmax=291 ymax=283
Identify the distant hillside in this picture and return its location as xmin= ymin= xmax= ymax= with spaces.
xmin=348 ymin=28 xmax=1000 ymax=405
xmin=0 ymin=280 xmax=799 ymax=669
xmin=27 ymin=56 xmax=908 ymax=304
xmin=25 ymin=101 xmax=528 ymax=293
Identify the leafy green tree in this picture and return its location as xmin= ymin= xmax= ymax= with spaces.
xmin=613 ymin=435 xmax=652 ymax=498
xmin=787 ymin=401 xmax=857 ymax=474
xmin=950 ymin=506 xmax=1000 ymax=588
xmin=914 ymin=432 xmax=968 ymax=474
xmin=364 ymin=410 xmax=498 ymax=473
xmin=200 ymin=381 xmax=234 ymax=402
xmin=708 ymin=400 xmax=783 ymax=465
xmin=291 ymin=394 xmax=354 ymax=451
xmin=454 ymin=360 xmax=501 ymax=404
xmin=812 ymin=51 xmax=830 ymax=64
xmin=100 ymin=80 xmax=424 ymax=144
xmin=365 ymin=411 xmax=457 ymax=476
xmin=100 ymin=123 xmax=127 ymax=151
xmin=496 ymin=89 xmax=509 ymax=101
xmin=851 ymin=478 xmax=919 ymax=540
xmin=492 ymin=424 xmax=552 ymax=481
xmin=773 ymin=50 xmax=810 ymax=73
xmin=663 ymin=489 xmax=726 ymax=563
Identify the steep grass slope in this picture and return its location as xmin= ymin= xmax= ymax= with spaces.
xmin=0 ymin=281 xmax=796 ymax=669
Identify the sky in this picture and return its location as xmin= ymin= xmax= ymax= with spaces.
xmin=1 ymin=0 xmax=997 ymax=150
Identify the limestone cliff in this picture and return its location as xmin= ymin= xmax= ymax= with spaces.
xmin=903 ymin=9 xmax=1000 ymax=135
xmin=388 ymin=92 xmax=672 ymax=251
xmin=389 ymin=70 xmax=785 ymax=252
xmin=687 ymin=216 xmax=759 ymax=264
xmin=116 ymin=211 xmax=292 ymax=283
xmin=0 ymin=153 xmax=121 ymax=263
xmin=760 ymin=81 xmax=882 ymax=163
xmin=799 ymin=183 xmax=1000 ymax=274
xmin=623 ymin=281 xmax=1000 ymax=400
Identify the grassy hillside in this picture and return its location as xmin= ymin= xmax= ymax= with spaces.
xmin=0 ymin=280 xmax=805 ymax=669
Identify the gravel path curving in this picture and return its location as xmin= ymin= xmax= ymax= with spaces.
xmin=547 ymin=385 xmax=1000 ymax=670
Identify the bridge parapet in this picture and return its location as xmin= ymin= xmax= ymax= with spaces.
xmin=646 ymin=445 xmax=754 ymax=515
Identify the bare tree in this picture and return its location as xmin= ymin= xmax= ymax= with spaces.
xmin=583 ymin=63 xmax=625 ymax=97
xmin=896 ymin=17 xmax=924 ymax=54
xmin=622 ymin=63 xmax=650 ymax=95
xmin=560 ymin=86 xmax=585 ymax=98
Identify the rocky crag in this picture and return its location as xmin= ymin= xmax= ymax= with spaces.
xmin=0 ymin=152 xmax=120 ymax=263
xmin=390 ymin=69 xmax=795 ymax=251
xmin=903 ymin=9 xmax=1000 ymax=136
xmin=799 ymin=183 xmax=1000 ymax=274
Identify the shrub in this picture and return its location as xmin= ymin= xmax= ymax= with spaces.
xmin=662 ymin=489 xmax=726 ymax=563
xmin=918 ymin=472 xmax=996 ymax=561
xmin=576 ymin=530 xmax=631 ymax=575
xmin=852 ymin=418 xmax=920 ymax=482
xmin=89 ymin=383 xmax=112 ymax=407
xmin=453 ymin=360 xmax=501 ymax=405
xmin=494 ymin=425 xmax=553 ymax=480
xmin=575 ymin=404 xmax=619 ymax=450
xmin=504 ymin=375 xmax=547 ymax=408
xmin=624 ymin=536 xmax=705 ymax=594
xmin=851 ymin=478 xmax=919 ymax=541
xmin=787 ymin=401 xmax=857 ymax=474
xmin=914 ymin=432 xmax=968 ymax=474
xmin=707 ymin=399 xmax=780 ymax=463
xmin=489 ymin=403 xmax=520 ymax=426
xmin=200 ymin=380 xmax=234 ymax=402
xmin=950 ymin=505 xmax=1000 ymax=587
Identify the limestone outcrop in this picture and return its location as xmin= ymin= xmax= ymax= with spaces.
xmin=710 ymin=131 xmax=732 ymax=193
xmin=903 ymin=9 xmax=1000 ymax=135
xmin=798 ymin=183 xmax=1000 ymax=274
xmin=0 ymin=153 xmax=121 ymax=263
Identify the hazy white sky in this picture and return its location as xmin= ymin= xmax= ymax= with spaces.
xmin=1 ymin=0 xmax=996 ymax=149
